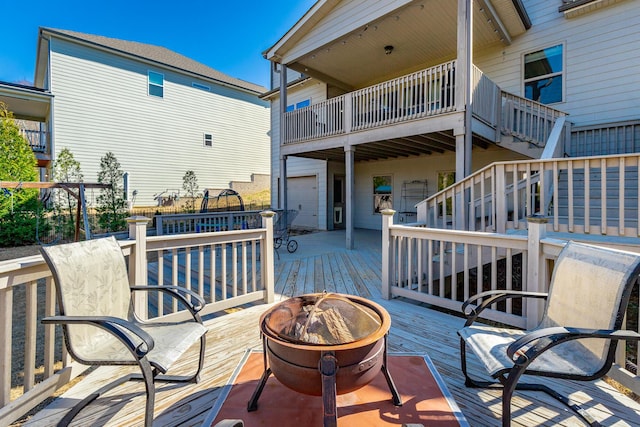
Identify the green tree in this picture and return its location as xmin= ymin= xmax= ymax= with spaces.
xmin=52 ymin=148 xmax=83 ymax=237
xmin=0 ymin=102 xmax=42 ymax=246
xmin=96 ymin=152 xmax=127 ymax=232
xmin=182 ymin=170 xmax=199 ymax=212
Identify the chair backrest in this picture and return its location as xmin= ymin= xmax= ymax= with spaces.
xmin=540 ymin=241 xmax=640 ymax=371
xmin=41 ymin=237 xmax=132 ymax=361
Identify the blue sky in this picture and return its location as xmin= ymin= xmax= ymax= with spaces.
xmin=1 ymin=0 xmax=317 ymax=89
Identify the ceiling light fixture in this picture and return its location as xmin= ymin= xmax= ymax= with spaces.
xmin=384 ymin=45 xmax=394 ymax=55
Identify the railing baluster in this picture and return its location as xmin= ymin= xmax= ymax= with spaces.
xmin=568 ymin=161 xmax=574 ymax=233
xmin=44 ymin=278 xmax=56 ymax=378
xmin=602 ymin=158 xmax=607 ymax=235
xmin=619 ymin=157 xmax=625 ymax=235
xmin=585 ymin=158 xmax=591 ymax=233
xmin=24 ymin=282 xmax=37 ymax=392
xmin=210 ymin=244 xmax=217 ymax=302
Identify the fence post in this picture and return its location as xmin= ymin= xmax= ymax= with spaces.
xmin=261 ymin=210 xmax=276 ymax=304
xmin=128 ymin=216 xmax=150 ymax=320
xmin=526 ymin=215 xmax=548 ymax=330
xmin=381 ymin=209 xmax=396 ymax=300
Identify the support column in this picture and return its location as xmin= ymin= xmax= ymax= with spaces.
xmin=279 ymin=64 xmax=288 ymax=211
xmin=456 ymin=0 xmax=473 ymax=179
xmin=280 ymin=155 xmax=288 ymax=211
xmin=345 ymin=146 xmax=355 ymax=250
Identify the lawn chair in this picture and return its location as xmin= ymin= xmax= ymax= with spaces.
xmin=40 ymin=236 xmax=207 ymax=427
xmin=274 ymin=209 xmax=299 ymax=253
xmin=458 ymin=241 xmax=640 ymax=426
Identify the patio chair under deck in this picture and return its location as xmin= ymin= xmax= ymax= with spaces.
xmin=458 ymin=241 xmax=640 ymax=427
xmin=40 ymin=236 xmax=207 ymax=427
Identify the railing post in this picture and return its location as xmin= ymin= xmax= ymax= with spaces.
xmin=344 ymin=94 xmax=352 ymax=134
xmin=128 ymin=216 xmax=150 ymax=320
xmin=381 ymin=209 xmax=396 ymax=300
xmin=526 ymin=215 xmax=548 ymax=330
xmin=261 ymin=210 xmax=276 ymax=304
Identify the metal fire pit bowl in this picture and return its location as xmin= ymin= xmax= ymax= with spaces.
xmin=247 ymin=293 xmax=402 ymax=427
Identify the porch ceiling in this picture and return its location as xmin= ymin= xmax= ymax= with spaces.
xmin=289 ymin=130 xmax=490 ymax=162
xmin=277 ymin=0 xmax=529 ymax=91
xmin=0 ymin=82 xmax=52 ymax=121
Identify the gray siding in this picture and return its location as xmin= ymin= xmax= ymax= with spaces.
xmin=49 ymin=38 xmax=270 ymax=207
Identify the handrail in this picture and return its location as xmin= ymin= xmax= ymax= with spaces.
xmin=419 ymin=153 xmax=640 ymax=237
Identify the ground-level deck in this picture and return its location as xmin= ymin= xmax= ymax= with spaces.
xmin=24 ymin=230 xmax=640 ymax=426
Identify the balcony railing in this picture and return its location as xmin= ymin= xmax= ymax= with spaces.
xmin=282 ymin=60 xmax=565 ymax=150
xmin=282 ymin=60 xmax=457 ymax=145
xmin=0 ymin=212 xmax=276 ymax=425
xmin=20 ymin=129 xmax=48 ymax=153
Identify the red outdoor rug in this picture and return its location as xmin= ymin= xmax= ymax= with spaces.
xmin=204 ymin=351 xmax=469 ymax=426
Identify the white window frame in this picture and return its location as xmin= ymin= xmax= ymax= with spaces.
xmin=522 ymin=43 xmax=565 ymax=105
xmin=203 ymin=133 xmax=213 ymax=147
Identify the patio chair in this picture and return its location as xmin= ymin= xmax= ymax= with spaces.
xmin=40 ymin=236 xmax=207 ymax=427
xmin=457 ymin=241 xmax=640 ymax=427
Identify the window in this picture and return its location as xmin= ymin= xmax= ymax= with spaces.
xmin=286 ymin=99 xmax=311 ymax=112
xmin=148 ymin=71 xmax=164 ymax=98
xmin=192 ymin=82 xmax=210 ymax=91
xmin=437 ymin=171 xmax=456 ymax=216
xmin=524 ymin=44 xmax=563 ymax=104
xmin=373 ymin=175 xmax=393 ymax=213
xmin=203 ymin=133 xmax=213 ymax=147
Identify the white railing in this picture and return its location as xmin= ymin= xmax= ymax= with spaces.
xmin=569 ymin=120 xmax=640 ymax=157
xmin=281 ymin=60 xmax=457 ymax=145
xmin=283 ymin=96 xmax=345 ymax=143
xmin=471 ymin=65 xmax=500 ymax=127
xmin=0 ymin=212 xmax=276 ymax=425
xmin=350 ymin=60 xmax=456 ymax=131
xmin=501 ymin=92 xmax=566 ymax=147
xmin=381 ymin=210 xmax=640 ymax=394
xmin=156 ymin=210 xmax=265 ymax=235
xmin=419 ymin=153 xmax=640 ymax=238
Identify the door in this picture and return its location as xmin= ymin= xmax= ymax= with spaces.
xmin=287 ymin=176 xmax=318 ymax=230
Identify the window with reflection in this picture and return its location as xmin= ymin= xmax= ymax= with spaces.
xmin=524 ymin=44 xmax=563 ymax=104
xmin=373 ymin=175 xmax=393 ymax=213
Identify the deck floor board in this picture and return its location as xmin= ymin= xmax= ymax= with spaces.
xmin=23 ymin=230 xmax=640 ymax=427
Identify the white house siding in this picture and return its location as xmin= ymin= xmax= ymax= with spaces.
xmin=269 ymin=78 xmax=328 ymax=230
xmin=354 ymin=147 xmax=526 ymax=230
xmin=475 ymin=0 xmax=640 ymax=127
xmin=48 ymin=38 xmax=269 ymax=207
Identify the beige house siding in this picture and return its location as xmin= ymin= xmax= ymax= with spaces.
xmin=47 ymin=37 xmax=269 ymax=207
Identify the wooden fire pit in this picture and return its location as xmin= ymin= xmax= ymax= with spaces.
xmin=247 ymin=293 xmax=401 ymax=427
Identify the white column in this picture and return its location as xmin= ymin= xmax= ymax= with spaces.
xmin=456 ymin=0 xmax=473 ymax=179
xmin=345 ymin=146 xmax=355 ymax=250
xmin=280 ymin=155 xmax=288 ymax=211
xmin=127 ymin=216 xmax=150 ymax=320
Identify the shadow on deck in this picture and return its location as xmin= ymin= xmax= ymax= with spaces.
xmin=23 ymin=229 xmax=640 ymax=426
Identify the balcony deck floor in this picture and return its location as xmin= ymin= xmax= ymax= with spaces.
xmin=24 ymin=230 xmax=640 ymax=426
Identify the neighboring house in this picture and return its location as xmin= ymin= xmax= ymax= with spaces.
xmin=262 ymin=0 xmax=640 ymax=246
xmin=4 ymin=28 xmax=270 ymax=207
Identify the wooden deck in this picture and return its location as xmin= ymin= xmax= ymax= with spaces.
xmin=25 ymin=230 xmax=640 ymax=426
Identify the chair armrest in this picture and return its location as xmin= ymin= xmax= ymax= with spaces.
xmin=462 ymin=290 xmax=548 ymax=326
xmin=507 ymin=326 xmax=640 ymax=365
xmin=130 ymin=285 xmax=205 ymax=315
xmin=42 ymin=315 xmax=155 ymax=357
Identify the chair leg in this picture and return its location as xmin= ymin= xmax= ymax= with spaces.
xmin=139 ymin=358 xmax=157 ymax=427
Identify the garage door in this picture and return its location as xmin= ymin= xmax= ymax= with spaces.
xmin=287 ymin=176 xmax=318 ymax=230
